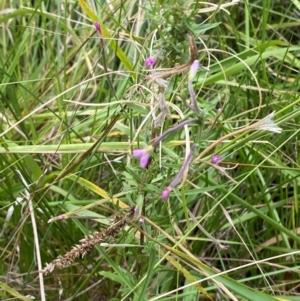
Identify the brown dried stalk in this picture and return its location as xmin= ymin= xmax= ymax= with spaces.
xmin=146 ymin=33 xmax=198 ymax=83
xmin=42 ymin=209 xmax=134 ymax=275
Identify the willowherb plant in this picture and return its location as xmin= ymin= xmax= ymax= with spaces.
xmin=43 ymin=0 xmax=283 ymax=277
xmin=133 ymin=29 xmax=283 ymax=202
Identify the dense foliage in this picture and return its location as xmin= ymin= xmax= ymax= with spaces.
xmin=1 ymin=0 xmax=300 ymax=300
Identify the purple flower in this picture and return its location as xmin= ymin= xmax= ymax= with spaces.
xmin=145 ymin=57 xmax=156 ymax=67
xmin=188 ymin=60 xmax=199 ymax=81
xmin=133 ymin=147 xmax=153 ymax=168
xmin=162 ymin=186 xmax=172 ymax=201
xmin=94 ymin=22 xmax=102 ymax=35
xmin=211 ymin=154 xmax=222 ymax=164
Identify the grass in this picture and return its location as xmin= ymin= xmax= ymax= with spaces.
xmin=1 ymin=0 xmax=300 ymax=300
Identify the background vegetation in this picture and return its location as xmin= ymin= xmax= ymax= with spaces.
xmin=1 ymin=0 xmax=300 ymax=300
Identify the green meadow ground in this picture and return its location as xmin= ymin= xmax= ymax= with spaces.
xmin=1 ymin=0 xmax=300 ymax=300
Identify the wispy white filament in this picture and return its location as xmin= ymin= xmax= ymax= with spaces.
xmin=252 ymin=111 xmax=282 ymax=133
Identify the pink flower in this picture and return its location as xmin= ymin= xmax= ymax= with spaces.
xmin=162 ymin=186 xmax=172 ymax=201
xmin=58 ymin=214 xmax=67 ymax=220
xmin=211 ymin=154 xmax=222 ymax=164
xmin=145 ymin=57 xmax=156 ymax=67
xmin=94 ymin=22 xmax=102 ymax=35
xmin=133 ymin=147 xmax=152 ymax=168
